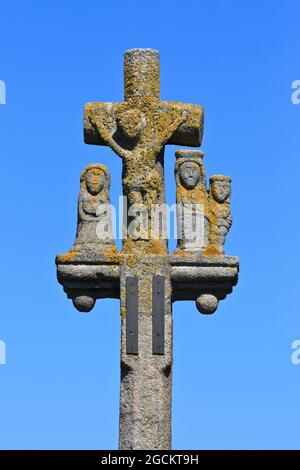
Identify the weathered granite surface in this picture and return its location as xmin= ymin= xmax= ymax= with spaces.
xmin=206 ymin=175 xmax=232 ymax=255
xmin=175 ymin=150 xmax=233 ymax=256
xmin=72 ymin=163 xmax=115 ymax=252
xmin=119 ymin=256 xmax=172 ymax=450
xmin=175 ymin=150 xmax=208 ymax=251
xmin=56 ymin=48 xmax=239 ymax=450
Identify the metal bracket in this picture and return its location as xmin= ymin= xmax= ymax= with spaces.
xmin=152 ymin=275 xmax=165 ymax=355
xmin=126 ymin=277 xmax=138 ymax=355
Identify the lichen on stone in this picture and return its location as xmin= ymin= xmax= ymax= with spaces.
xmin=56 ymin=250 xmax=79 ymax=263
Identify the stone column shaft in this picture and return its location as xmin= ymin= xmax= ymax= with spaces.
xmin=119 ymin=256 xmax=172 ymax=450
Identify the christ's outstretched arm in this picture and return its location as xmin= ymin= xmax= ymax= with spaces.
xmin=158 ymin=111 xmax=188 ymax=148
xmin=151 ymin=111 xmax=188 ymax=155
xmin=90 ymin=116 xmax=130 ymax=159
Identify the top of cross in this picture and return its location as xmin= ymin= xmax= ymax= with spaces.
xmin=84 ymin=48 xmax=204 ymax=149
xmin=123 ymin=48 xmax=160 ymax=101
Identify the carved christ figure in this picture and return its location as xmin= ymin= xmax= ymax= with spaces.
xmin=89 ymin=108 xmax=188 ymax=207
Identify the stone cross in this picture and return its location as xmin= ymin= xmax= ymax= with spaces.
xmin=56 ymin=49 xmax=239 ymax=450
xmin=84 ymin=48 xmax=204 ymax=244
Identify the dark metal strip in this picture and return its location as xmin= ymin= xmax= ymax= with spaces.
xmin=126 ymin=276 xmax=138 ymax=355
xmin=152 ymin=275 xmax=165 ymax=355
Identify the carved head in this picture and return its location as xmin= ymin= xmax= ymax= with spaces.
xmin=80 ymin=164 xmax=110 ymax=196
xmin=179 ymin=161 xmax=201 ymax=189
xmin=210 ymin=175 xmax=231 ymax=203
xmin=86 ymin=168 xmax=106 ymax=195
xmin=116 ymin=108 xmax=146 ymax=141
xmin=175 ymin=150 xmax=206 ymax=190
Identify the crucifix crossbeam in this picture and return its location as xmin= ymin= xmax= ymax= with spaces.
xmin=84 ymin=48 xmax=203 ymax=148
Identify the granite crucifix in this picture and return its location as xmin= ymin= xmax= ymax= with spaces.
xmin=56 ymin=49 xmax=239 ymax=450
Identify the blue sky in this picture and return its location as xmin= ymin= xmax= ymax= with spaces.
xmin=0 ymin=0 xmax=299 ymax=450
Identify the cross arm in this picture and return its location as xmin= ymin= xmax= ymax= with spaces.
xmin=161 ymin=101 xmax=204 ymax=147
xmin=84 ymin=101 xmax=131 ymax=159
xmin=84 ymin=101 xmax=128 ymax=146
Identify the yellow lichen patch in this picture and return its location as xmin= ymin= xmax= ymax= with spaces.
xmin=202 ymin=244 xmax=222 ymax=256
xmin=176 ymin=186 xmax=209 ymax=216
xmin=56 ymin=250 xmax=79 ymax=263
xmin=172 ymin=248 xmax=194 ymax=257
xmin=101 ymin=245 xmax=122 ymax=263
xmin=122 ymin=238 xmax=167 ymax=266
xmin=123 ymin=238 xmax=167 ymax=255
xmin=121 ymin=305 xmax=127 ymax=319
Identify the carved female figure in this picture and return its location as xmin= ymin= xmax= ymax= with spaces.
xmin=205 ymin=175 xmax=232 ymax=255
xmin=73 ymin=163 xmax=114 ymax=251
xmin=175 ymin=150 xmax=209 ymax=251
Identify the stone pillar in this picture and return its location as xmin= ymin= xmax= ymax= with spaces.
xmin=119 ymin=256 xmax=172 ymax=450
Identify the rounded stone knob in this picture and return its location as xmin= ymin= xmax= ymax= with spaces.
xmin=73 ymin=293 xmax=95 ymax=312
xmin=196 ymin=294 xmax=218 ymax=314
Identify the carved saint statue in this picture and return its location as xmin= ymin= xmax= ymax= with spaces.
xmin=175 ymin=151 xmax=233 ymax=255
xmin=206 ymin=175 xmax=232 ymax=254
xmin=72 ymin=163 xmax=115 ymax=252
xmin=175 ymin=150 xmax=209 ymax=251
